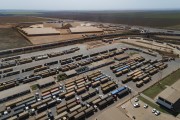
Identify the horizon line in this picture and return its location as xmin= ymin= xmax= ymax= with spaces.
xmin=1 ymin=9 xmax=180 ymax=12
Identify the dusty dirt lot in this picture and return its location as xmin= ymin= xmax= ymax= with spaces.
xmin=0 ymin=24 xmax=13 ymax=28
xmin=26 ymin=32 xmax=102 ymax=45
xmin=94 ymin=107 xmax=131 ymax=120
xmin=0 ymin=28 xmax=31 ymax=50
xmin=0 ymin=16 xmax=48 ymax=24
xmin=120 ymin=98 xmax=179 ymax=120
xmin=27 ymin=34 xmax=83 ymax=44
xmin=85 ymin=40 xmax=107 ymax=49
xmin=156 ymin=35 xmax=180 ymax=40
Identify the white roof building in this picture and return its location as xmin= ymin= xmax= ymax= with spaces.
xmin=70 ymin=26 xmax=103 ymax=34
xmin=21 ymin=27 xmax=60 ymax=36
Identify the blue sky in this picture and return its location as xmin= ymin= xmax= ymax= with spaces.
xmin=0 ymin=0 xmax=180 ymax=10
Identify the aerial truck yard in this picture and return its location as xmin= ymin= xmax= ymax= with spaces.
xmin=0 ymin=0 xmax=180 ymax=120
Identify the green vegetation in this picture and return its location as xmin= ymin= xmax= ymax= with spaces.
xmin=0 ymin=28 xmax=31 ymax=50
xmin=161 ymin=69 xmax=180 ymax=86
xmin=143 ymin=83 xmax=166 ymax=99
xmin=31 ymin=84 xmax=38 ymax=90
xmin=57 ymin=73 xmax=67 ymax=81
xmin=143 ymin=68 xmax=180 ymax=99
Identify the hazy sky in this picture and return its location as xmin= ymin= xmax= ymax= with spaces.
xmin=1 ymin=0 xmax=180 ymax=10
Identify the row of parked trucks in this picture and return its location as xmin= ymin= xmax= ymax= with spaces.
xmin=0 ymin=47 xmax=80 ymax=70
xmin=121 ymin=60 xmax=168 ymax=87
xmin=110 ymin=56 xmax=146 ymax=77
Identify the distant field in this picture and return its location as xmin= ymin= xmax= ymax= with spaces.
xmin=38 ymin=10 xmax=180 ymax=29
xmin=0 ymin=16 xmax=49 ymax=24
xmin=0 ymin=28 xmax=32 ymax=50
xmin=0 ymin=11 xmax=42 ymax=15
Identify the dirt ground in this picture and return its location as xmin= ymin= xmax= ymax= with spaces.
xmin=0 ymin=24 xmax=13 ymax=28
xmin=26 ymin=33 xmax=102 ymax=45
xmin=156 ymin=35 xmax=180 ymax=40
xmin=0 ymin=16 xmax=48 ymax=24
xmin=57 ymin=29 xmax=70 ymax=34
xmin=120 ymin=98 xmax=179 ymax=120
xmin=27 ymin=34 xmax=83 ymax=44
xmin=94 ymin=107 xmax=131 ymax=120
xmin=0 ymin=28 xmax=32 ymax=50
xmin=86 ymin=41 xmax=108 ymax=49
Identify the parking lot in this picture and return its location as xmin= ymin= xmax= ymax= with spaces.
xmin=0 ymin=41 xmax=179 ymax=120
xmin=120 ymin=98 xmax=179 ymax=120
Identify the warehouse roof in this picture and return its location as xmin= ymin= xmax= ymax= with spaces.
xmin=70 ymin=26 xmax=103 ymax=33
xmin=158 ymin=87 xmax=180 ymax=104
xmin=21 ymin=27 xmax=60 ymax=36
xmin=0 ymin=84 xmax=30 ymax=100
xmin=37 ymin=76 xmax=55 ymax=87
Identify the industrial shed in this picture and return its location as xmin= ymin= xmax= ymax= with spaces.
xmin=37 ymin=76 xmax=55 ymax=88
xmin=0 ymin=84 xmax=30 ymax=102
xmin=69 ymin=26 xmax=103 ymax=34
xmin=21 ymin=27 xmax=60 ymax=36
xmin=157 ymin=87 xmax=180 ymax=111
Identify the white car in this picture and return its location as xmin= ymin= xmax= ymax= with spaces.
xmin=144 ymin=104 xmax=148 ymax=109
xmin=56 ymin=98 xmax=62 ymax=103
xmin=152 ymin=108 xmax=156 ymax=113
xmin=25 ymin=106 xmax=29 ymax=110
xmin=4 ymin=111 xmax=8 ymax=115
xmin=134 ymin=98 xmax=139 ymax=102
xmin=99 ymin=95 xmax=103 ymax=98
xmin=133 ymin=103 xmax=140 ymax=108
xmin=94 ymin=105 xmax=98 ymax=109
xmin=30 ymin=108 xmax=35 ymax=114
xmin=52 ymin=96 xmax=56 ymax=99
xmin=76 ymin=97 xmax=80 ymax=100
xmin=155 ymin=111 xmax=160 ymax=116
xmin=96 ymin=88 xmax=99 ymax=92
xmin=86 ymin=104 xmax=90 ymax=107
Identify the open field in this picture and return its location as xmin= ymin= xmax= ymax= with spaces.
xmin=0 ymin=28 xmax=32 ymax=50
xmin=143 ymin=68 xmax=180 ymax=99
xmin=0 ymin=16 xmax=49 ymax=24
xmin=1 ymin=11 xmax=180 ymax=30
xmin=38 ymin=10 xmax=180 ymax=29
xmin=0 ymin=11 xmax=42 ymax=15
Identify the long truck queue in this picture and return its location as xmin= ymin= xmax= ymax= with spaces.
xmin=0 ymin=47 xmax=80 ymax=69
